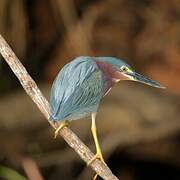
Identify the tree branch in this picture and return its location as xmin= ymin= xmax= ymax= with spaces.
xmin=0 ymin=34 xmax=118 ymax=180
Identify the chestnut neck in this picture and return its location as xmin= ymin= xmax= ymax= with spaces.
xmin=95 ymin=60 xmax=119 ymax=95
xmin=95 ymin=60 xmax=119 ymax=81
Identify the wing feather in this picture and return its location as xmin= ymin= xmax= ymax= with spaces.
xmin=50 ymin=57 xmax=103 ymax=121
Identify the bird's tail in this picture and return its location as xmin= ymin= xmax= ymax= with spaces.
xmin=49 ymin=115 xmax=54 ymax=121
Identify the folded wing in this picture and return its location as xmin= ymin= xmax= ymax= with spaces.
xmin=50 ymin=57 xmax=103 ymax=121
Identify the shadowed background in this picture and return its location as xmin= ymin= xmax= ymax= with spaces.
xmin=0 ymin=0 xmax=180 ymax=179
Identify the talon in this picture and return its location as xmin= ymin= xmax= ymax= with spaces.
xmin=93 ymin=173 xmax=98 ymax=180
xmin=54 ymin=121 xmax=68 ymax=139
xmin=54 ymin=129 xmax=60 ymax=139
xmin=87 ymin=152 xmax=106 ymax=166
xmin=88 ymin=153 xmax=106 ymax=180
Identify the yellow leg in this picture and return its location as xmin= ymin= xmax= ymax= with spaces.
xmin=54 ymin=121 xmax=68 ymax=139
xmin=87 ymin=113 xmax=106 ymax=166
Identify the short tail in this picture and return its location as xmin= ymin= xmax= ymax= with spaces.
xmin=49 ymin=115 xmax=54 ymax=121
xmin=49 ymin=114 xmax=61 ymax=122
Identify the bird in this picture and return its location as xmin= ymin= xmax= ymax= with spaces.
xmin=49 ymin=56 xmax=164 ymax=168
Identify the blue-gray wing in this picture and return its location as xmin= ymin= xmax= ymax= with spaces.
xmin=50 ymin=57 xmax=103 ymax=121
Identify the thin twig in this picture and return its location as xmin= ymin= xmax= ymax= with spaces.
xmin=0 ymin=34 xmax=118 ymax=180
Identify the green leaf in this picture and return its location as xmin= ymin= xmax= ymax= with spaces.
xmin=0 ymin=165 xmax=27 ymax=180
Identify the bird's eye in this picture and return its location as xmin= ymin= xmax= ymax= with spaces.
xmin=121 ymin=66 xmax=129 ymax=72
xmin=120 ymin=66 xmax=133 ymax=73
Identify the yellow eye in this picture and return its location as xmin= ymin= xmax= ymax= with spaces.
xmin=121 ymin=66 xmax=132 ymax=72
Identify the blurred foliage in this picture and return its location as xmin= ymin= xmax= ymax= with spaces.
xmin=0 ymin=165 xmax=26 ymax=180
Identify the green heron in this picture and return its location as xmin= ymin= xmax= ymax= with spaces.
xmin=49 ymin=56 xmax=164 ymax=168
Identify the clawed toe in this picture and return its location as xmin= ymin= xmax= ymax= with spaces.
xmin=54 ymin=121 xmax=68 ymax=139
xmin=87 ymin=153 xmax=106 ymax=166
xmin=87 ymin=152 xmax=107 ymax=180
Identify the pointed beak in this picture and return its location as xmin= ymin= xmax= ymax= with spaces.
xmin=125 ymin=71 xmax=165 ymax=89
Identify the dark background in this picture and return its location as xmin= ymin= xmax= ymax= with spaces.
xmin=0 ymin=0 xmax=180 ymax=179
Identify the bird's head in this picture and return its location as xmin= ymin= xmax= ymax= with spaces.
xmin=95 ymin=57 xmax=165 ymax=88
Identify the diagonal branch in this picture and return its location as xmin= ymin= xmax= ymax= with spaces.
xmin=0 ymin=34 xmax=118 ymax=180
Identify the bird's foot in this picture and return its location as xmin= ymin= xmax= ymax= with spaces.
xmin=93 ymin=173 xmax=98 ymax=180
xmin=87 ymin=151 xmax=107 ymax=180
xmin=87 ymin=151 xmax=106 ymax=166
xmin=54 ymin=121 xmax=68 ymax=139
